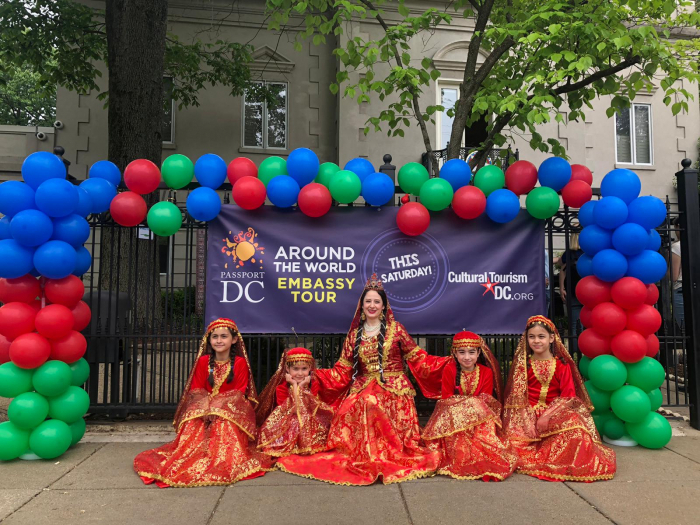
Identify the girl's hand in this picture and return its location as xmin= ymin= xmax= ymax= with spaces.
xmin=285 ymin=373 xmax=295 ymax=385
xmin=536 ymin=415 xmax=550 ymax=433
xmin=299 ymin=375 xmax=311 ymax=388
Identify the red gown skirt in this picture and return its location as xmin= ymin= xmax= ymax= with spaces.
xmin=278 ymin=380 xmax=440 ymax=485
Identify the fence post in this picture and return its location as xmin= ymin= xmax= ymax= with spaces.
xmin=676 ymin=158 xmax=700 ymax=429
xmin=379 ymin=154 xmax=396 ymax=183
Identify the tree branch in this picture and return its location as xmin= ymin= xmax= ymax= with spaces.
xmin=553 ymin=55 xmax=642 ymax=95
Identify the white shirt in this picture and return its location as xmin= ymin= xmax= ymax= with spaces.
xmin=672 ymin=241 xmax=682 ymax=289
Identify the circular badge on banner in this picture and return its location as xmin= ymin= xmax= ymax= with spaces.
xmin=361 ymin=228 xmax=449 ymax=314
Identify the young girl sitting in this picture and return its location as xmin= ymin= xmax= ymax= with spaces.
xmin=422 ymin=331 xmax=517 ymax=481
xmin=134 ymin=318 xmax=273 ymax=487
xmin=256 ymin=348 xmax=334 ymax=458
xmin=502 ymin=315 xmax=616 ymax=482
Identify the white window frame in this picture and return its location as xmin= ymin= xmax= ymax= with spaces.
xmin=162 ymin=76 xmax=175 ymax=145
xmin=436 ymin=81 xmax=464 ymax=151
xmin=614 ymin=103 xmax=653 ymax=166
xmin=242 ymin=81 xmax=288 ymax=150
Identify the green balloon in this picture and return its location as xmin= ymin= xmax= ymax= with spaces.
xmin=579 ymin=355 xmax=591 ymax=379
xmin=592 ymin=411 xmax=612 ymax=433
xmin=69 ymin=358 xmax=90 ymax=387
xmin=8 ymin=392 xmax=49 ymax=430
xmin=610 ymin=385 xmax=651 ymax=423
xmin=589 ymin=355 xmax=628 ymax=391
xmin=161 ymin=154 xmax=194 ymax=189
xmin=647 ymin=388 xmax=663 ymax=411
xmin=29 ymin=420 xmax=72 ymax=459
xmin=32 ymin=360 xmax=72 ymax=398
xmin=259 ymin=156 xmax=287 ymax=186
xmin=625 ymin=357 xmax=665 ymax=392
xmin=603 ymin=415 xmax=626 ymax=440
xmin=69 ymin=418 xmax=86 ymax=447
xmin=473 ymin=165 xmax=505 ymax=197
xmin=0 ymin=362 xmax=34 ymax=398
xmin=397 ymin=162 xmax=429 ymax=196
xmin=626 ymin=411 xmax=672 ymax=449
xmin=526 ymin=186 xmax=561 ymax=219
xmin=147 ymin=201 xmax=182 ymax=237
xmin=0 ymin=421 xmax=30 ymax=461
xmin=48 ymin=386 xmax=90 ymax=424
xmin=585 ymin=380 xmax=611 ymax=411
xmin=315 ymin=162 xmax=340 ymax=188
xmin=419 ymin=178 xmax=454 ymax=211
xmin=329 ymin=170 xmax=362 ymax=204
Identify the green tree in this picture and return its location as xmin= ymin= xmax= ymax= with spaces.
xmin=267 ymin=0 xmax=700 ymax=171
xmin=0 ymin=64 xmax=56 ymax=126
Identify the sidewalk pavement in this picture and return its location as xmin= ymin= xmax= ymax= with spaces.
xmin=1 ymin=422 xmax=700 ymax=525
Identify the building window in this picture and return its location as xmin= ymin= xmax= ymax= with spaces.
xmin=243 ymin=81 xmax=287 ymax=149
xmin=162 ymin=77 xmax=175 ymax=144
xmin=615 ymin=104 xmax=652 ymax=165
xmin=438 ymin=86 xmax=458 ymax=150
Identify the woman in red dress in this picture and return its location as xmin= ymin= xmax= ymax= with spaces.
xmin=502 ymin=315 xmax=616 ymax=481
xmin=423 ymin=331 xmax=517 ymax=481
xmin=133 ymin=318 xmax=273 ymax=487
xmin=277 ymin=274 xmax=448 ymax=485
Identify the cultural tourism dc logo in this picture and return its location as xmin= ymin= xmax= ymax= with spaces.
xmin=221 ymin=227 xmax=265 ymax=269
xmin=360 ymin=228 xmax=449 ymax=314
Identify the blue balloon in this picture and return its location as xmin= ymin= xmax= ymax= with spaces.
xmin=10 ymin=210 xmax=54 ymax=247
xmin=627 ymin=250 xmax=667 ymax=284
xmin=601 ymin=168 xmax=641 ymax=204
xmin=485 ymin=189 xmax=520 ymax=223
xmin=0 ymin=181 xmax=36 ymax=218
xmin=287 ymin=148 xmax=320 ymax=187
xmin=647 ymin=229 xmax=661 ymax=252
xmin=577 ymin=254 xmax=594 ymax=278
xmin=362 ymin=173 xmax=395 ymax=206
xmin=89 ymin=161 xmax=121 ymax=188
xmin=0 ymin=239 xmax=35 ymax=278
xmin=592 ymin=249 xmax=628 ymax=282
xmin=579 ymin=225 xmax=613 ymax=256
xmin=75 ymin=187 xmax=93 ymax=218
xmin=34 ymin=240 xmax=77 ymax=279
xmin=344 ymin=158 xmax=375 ymax=183
xmin=612 ymin=223 xmax=649 ymax=256
xmin=439 ymin=159 xmax=472 ymax=191
xmin=52 ymin=214 xmax=90 ymax=248
xmin=627 ymin=196 xmax=666 ymax=230
xmin=35 ymin=179 xmax=79 ymax=218
xmin=21 ymin=151 xmax=66 ymax=190
xmin=267 ymin=176 xmax=300 ymax=208
xmin=186 ymin=187 xmax=222 ymax=221
xmin=79 ymin=178 xmax=117 ymax=214
xmin=578 ymin=200 xmax=597 ymax=227
xmin=538 ymin=157 xmax=571 ymax=192
xmin=73 ymin=246 xmax=92 ymax=277
xmin=194 ymin=154 xmax=228 ymax=189
xmin=593 ymin=196 xmax=628 ymax=230
xmin=0 ymin=216 xmax=10 ymax=240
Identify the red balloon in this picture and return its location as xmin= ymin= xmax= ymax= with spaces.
xmin=646 ymin=334 xmax=660 ymax=358
xmin=570 ymin=164 xmax=593 ymax=185
xmin=397 ymin=202 xmax=430 ymax=236
xmin=578 ymin=328 xmax=611 ymax=359
xmin=0 ymin=334 xmax=10 ymax=364
xmin=124 ymin=159 xmax=161 ymax=195
xmin=297 ymin=183 xmax=332 ymax=218
xmin=35 ymin=304 xmax=75 ymax=339
xmin=645 ymin=284 xmax=659 ymax=305
xmin=29 ymin=299 xmax=44 ymax=313
xmin=0 ymin=275 xmax=41 ymax=304
xmin=9 ymin=332 xmax=51 ymax=369
xmin=561 ymin=180 xmax=592 ymax=208
xmin=611 ymin=330 xmax=647 ymax=363
xmin=45 ymin=276 xmax=85 ymax=308
xmin=227 ymin=158 xmax=258 ymax=184
xmin=575 ymin=276 xmax=612 ymax=308
xmin=611 ymin=277 xmax=648 ymax=310
xmin=50 ymin=330 xmax=87 ymax=364
xmin=591 ymin=302 xmax=627 ymax=336
xmin=627 ymin=304 xmax=662 ymax=336
xmin=110 ymin=191 xmax=147 ymax=227
xmin=0 ymin=302 xmax=36 ymax=341
xmin=580 ymin=306 xmax=593 ymax=328
xmin=505 ymin=160 xmax=538 ymax=195
xmin=232 ymin=177 xmax=266 ymax=210
xmin=71 ymin=301 xmax=92 ymax=332
xmin=400 ymin=194 xmax=410 ymax=205
xmin=452 ymin=186 xmax=487 ymax=219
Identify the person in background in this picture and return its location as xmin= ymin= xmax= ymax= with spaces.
xmin=671 ymin=217 xmax=684 ymax=330
xmin=559 ymin=233 xmax=583 ymax=350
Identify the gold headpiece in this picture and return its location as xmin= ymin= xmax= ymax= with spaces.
xmin=206 ymin=318 xmax=239 ymax=335
xmin=452 ymin=330 xmax=482 ymax=352
xmin=526 ymin=315 xmax=555 ymax=332
xmin=364 ymin=273 xmax=384 ymax=291
xmin=285 ymin=348 xmax=315 ymax=364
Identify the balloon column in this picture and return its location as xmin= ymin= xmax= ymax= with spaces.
xmin=576 ymin=168 xmax=671 ymax=449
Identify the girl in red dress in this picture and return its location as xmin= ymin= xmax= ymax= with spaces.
xmin=423 ymin=331 xmax=517 ymax=481
xmin=133 ymin=318 xmax=273 ymax=487
xmin=256 ymin=348 xmax=334 ymax=457
xmin=502 ymin=315 xmax=616 ymax=481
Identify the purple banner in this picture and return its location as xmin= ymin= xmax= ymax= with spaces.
xmin=206 ymin=206 xmax=544 ymax=334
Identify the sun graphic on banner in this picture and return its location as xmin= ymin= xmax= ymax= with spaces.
xmin=222 ymin=227 xmax=265 ymax=269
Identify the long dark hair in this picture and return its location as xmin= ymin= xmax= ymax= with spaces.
xmin=352 ymin=288 xmax=388 ymax=383
xmin=206 ymin=327 xmax=237 ymax=387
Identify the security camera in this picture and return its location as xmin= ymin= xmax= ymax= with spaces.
xmin=53 ymin=120 xmax=64 ymax=129
xmin=36 ymin=132 xmax=47 ymax=141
